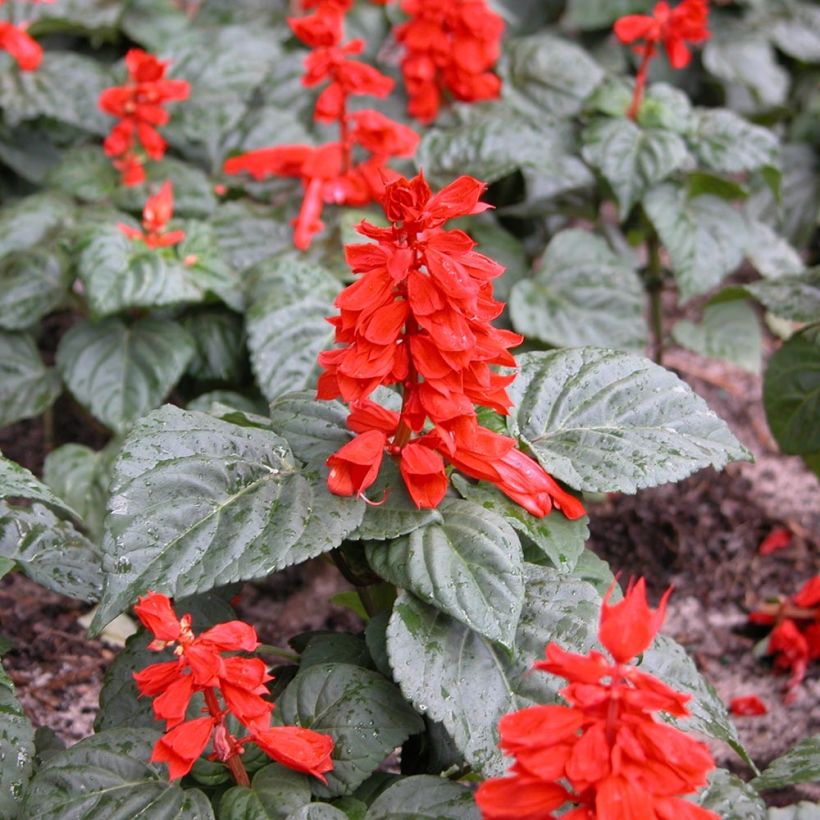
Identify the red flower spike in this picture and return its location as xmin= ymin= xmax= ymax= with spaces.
xmin=729 ymin=695 xmax=768 ymax=716
xmin=0 ymin=21 xmax=43 ymax=71
xmin=614 ymin=0 xmax=709 ymax=118
xmin=119 ymin=182 xmax=186 ymax=250
xmin=132 ymin=592 xmax=334 ymax=785
xmin=99 ymin=48 xmax=190 ymax=185
xmin=759 ymin=527 xmax=793 ymax=556
xmin=395 ymin=0 xmax=504 ymax=123
xmin=599 ymin=578 xmax=671 ymax=663
xmin=478 ymin=579 xmax=718 ymax=820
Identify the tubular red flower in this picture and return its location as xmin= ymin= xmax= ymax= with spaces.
xmin=0 ymin=21 xmax=43 ymax=71
xmin=251 ymin=726 xmax=335 ymax=781
xmin=150 ymin=716 xmax=216 ymax=780
xmin=477 ymin=580 xmax=718 ymax=820
xmin=118 ymin=181 xmax=186 ymax=249
xmin=729 ymin=695 xmax=767 ymax=716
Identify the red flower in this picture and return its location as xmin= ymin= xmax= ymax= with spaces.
xmin=477 ymin=580 xmax=718 ymax=820
xmin=318 ymin=172 xmax=585 ymax=521
xmin=793 ymin=575 xmax=820 ymax=609
xmin=132 ymin=593 xmax=333 ymax=784
xmin=395 ymin=0 xmax=504 ymax=123
xmin=614 ymin=0 xmax=709 ymax=119
xmin=119 ymin=181 xmax=186 ymax=249
xmin=251 ymin=726 xmax=335 ymax=781
xmin=99 ymin=49 xmax=190 ymax=185
xmin=758 ymin=527 xmax=792 ymax=556
xmin=729 ymin=695 xmax=767 ymax=716
xmin=0 ymin=21 xmax=42 ymax=71
xmin=769 ymin=619 xmax=810 ymax=698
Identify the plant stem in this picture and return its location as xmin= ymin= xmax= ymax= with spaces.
xmin=356 ymin=584 xmax=379 ymax=619
xmin=646 ymin=232 xmax=665 ymax=365
xmin=226 ymin=754 xmax=250 ymax=787
xmin=43 ymin=406 xmax=55 ymax=454
xmin=627 ymin=50 xmax=654 ymax=120
xmin=330 ymin=549 xmax=381 ymax=618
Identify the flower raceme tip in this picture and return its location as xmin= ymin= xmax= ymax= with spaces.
xmin=318 ymin=171 xmax=585 ymax=521
xmin=118 ymin=181 xmax=186 ymax=249
xmin=132 ymin=592 xmax=334 ymax=782
xmin=476 ymin=579 xmax=718 ymax=820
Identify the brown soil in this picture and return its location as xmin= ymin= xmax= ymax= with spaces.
xmin=0 ymin=338 xmax=817 ymax=804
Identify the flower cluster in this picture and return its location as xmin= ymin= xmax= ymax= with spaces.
xmin=318 ymin=171 xmax=585 ymax=520
xmin=395 ymin=0 xmax=504 ymax=123
xmin=118 ymin=181 xmax=186 ymax=249
xmin=615 ymin=0 xmax=709 ymax=119
xmin=133 ymin=593 xmax=334 ymax=783
xmin=476 ymin=579 xmax=718 ymax=820
xmin=224 ymin=0 xmax=417 ymax=251
xmin=749 ymin=574 xmax=820 ymax=702
xmin=99 ymin=49 xmax=190 ymax=186
xmin=0 ymin=0 xmax=52 ymax=71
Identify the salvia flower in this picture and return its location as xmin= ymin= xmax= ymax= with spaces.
xmin=0 ymin=20 xmax=42 ymax=70
xmin=317 ymin=171 xmax=585 ymax=520
xmin=224 ymin=2 xmax=418 ymax=250
xmin=614 ymin=0 xmax=709 ymax=119
xmin=118 ymin=181 xmax=186 ymax=249
xmin=476 ymin=579 xmax=718 ymax=820
xmin=395 ymin=0 xmax=504 ymax=123
xmin=749 ymin=574 xmax=820 ymax=702
xmin=99 ymin=49 xmax=190 ymax=186
xmin=133 ymin=592 xmax=334 ymax=782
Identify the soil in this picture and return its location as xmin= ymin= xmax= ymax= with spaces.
xmin=0 ymin=328 xmax=817 ymax=805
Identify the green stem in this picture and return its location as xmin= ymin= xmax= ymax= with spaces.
xmin=43 ymin=405 xmax=55 ymax=454
xmin=356 ymin=585 xmax=379 ymax=619
xmin=330 ymin=549 xmax=381 ymax=618
xmin=257 ymin=644 xmax=300 ymax=663
xmin=646 ymin=233 xmax=665 ymax=365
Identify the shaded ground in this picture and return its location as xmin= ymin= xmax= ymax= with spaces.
xmin=0 ymin=339 xmax=817 ymax=804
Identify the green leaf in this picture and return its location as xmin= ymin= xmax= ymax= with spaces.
xmin=641 ymin=637 xmax=751 ymax=767
xmin=0 ymin=331 xmax=61 ymax=429
xmin=0 ymin=192 xmax=73 ymax=258
xmin=77 ymin=222 xmax=239 ymax=317
xmin=636 ymin=84 xmax=693 ymax=134
xmin=269 ymin=393 xmax=351 ymax=465
xmin=503 ymin=34 xmax=604 ymax=117
xmin=276 ymin=663 xmax=424 ymax=798
xmin=703 ymin=36 xmax=789 ymax=114
xmin=699 ymin=769 xmax=767 ymax=820
xmin=561 ymin=0 xmax=649 ymax=29
xmin=0 ymin=666 xmax=34 ymax=819
xmin=764 ymin=326 xmax=820 ymax=456
xmin=689 ymin=109 xmax=780 ymax=175
xmin=211 ymin=201 xmax=295 ymax=274
xmin=386 ymin=565 xmax=600 ymax=776
xmin=300 ymin=634 xmax=374 ymax=671
xmin=753 ymin=735 xmax=820 ymax=791
xmin=0 ymin=454 xmax=77 ymax=519
xmin=0 ymin=502 xmax=102 ymax=602
xmin=0 ymin=249 xmax=68 ymax=331
xmin=746 ymin=270 xmax=820 ymax=322
xmin=246 ymin=257 xmax=341 ymax=403
xmin=451 ymin=476 xmax=589 ymax=574
xmin=365 ymin=776 xmax=479 ymax=819
xmin=21 ymin=729 xmax=215 ymax=820
xmin=93 ymin=406 xmax=364 ymax=629
xmin=672 ymin=300 xmax=762 ymax=374
xmin=184 ymin=310 xmax=246 ymax=383
xmin=44 ymin=443 xmax=115 ymax=542
xmin=286 ymin=806 xmax=347 ymax=820
xmin=508 ymin=348 xmax=751 ymax=494
xmin=744 ymin=221 xmax=805 ymax=280
xmin=113 ymin=159 xmax=217 ymax=218
xmin=509 ymin=229 xmax=646 ymax=352
xmin=770 ymin=3 xmax=820 ymax=62
xmin=0 ymin=52 xmax=111 ymax=132
xmin=7 ymin=0 xmax=123 ymax=37
xmin=366 ymin=498 xmax=524 ymax=647
xmin=219 ymin=764 xmax=312 ymax=820
xmin=644 ymin=184 xmax=748 ymax=300
xmin=768 ymin=803 xmax=820 ymax=820
xmin=57 ymin=317 xmax=195 ymax=435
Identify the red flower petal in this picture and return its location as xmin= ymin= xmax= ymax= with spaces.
xmin=729 ymin=695 xmax=768 ymax=716
xmin=599 ymin=578 xmax=671 ymax=663
xmin=151 ymin=716 xmax=215 ymax=780
xmin=251 ymin=725 xmax=334 ymax=781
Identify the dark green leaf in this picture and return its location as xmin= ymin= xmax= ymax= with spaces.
xmin=246 ymin=257 xmax=341 ymax=402
xmin=509 ymin=229 xmax=646 ymax=352
xmin=0 ymin=454 xmax=77 ymax=519
xmin=219 ymin=764 xmax=312 ymax=820
xmin=8 ymin=0 xmax=123 ymax=37
xmin=752 ymin=735 xmax=820 ymax=791
xmin=508 ymin=348 xmax=751 ymax=493
xmin=57 ymin=317 xmax=195 ymax=434
xmin=0 ymin=665 xmax=34 ymax=819
xmin=365 ymin=776 xmax=479 ymax=819
xmin=366 ymin=498 xmax=524 ymax=647
xmin=93 ymin=406 xmax=364 ymax=629
xmin=285 ymin=806 xmax=347 ymax=820
xmin=269 ymin=393 xmax=351 ymax=465
xmin=184 ymin=311 xmax=246 ymax=383
xmin=764 ymin=326 xmax=820 ymax=456
xmin=21 ymin=729 xmax=215 ymax=819
xmin=770 ymin=3 xmax=820 ymax=62
xmin=0 ymin=192 xmax=73 ymax=258
xmin=673 ymin=300 xmax=762 ymax=374
xmin=0 ymin=249 xmax=68 ymax=331
xmin=561 ymin=0 xmax=649 ymax=30
xmin=211 ymin=201 xmax=295 ymax=274
xmin=0 ymin=331 xmax=61 ymax=429
xmin=689 ymin=109 xmax=780 ymax=175
xmin=744 ymin=221 xmax=805 ymax=280
xmin=698 ymin=769 xmax=767 ymax=819
xmin=747 ymin=270 xmax=820 ymax=322
xmin=277 ymin=663 xmax=424 ymax=798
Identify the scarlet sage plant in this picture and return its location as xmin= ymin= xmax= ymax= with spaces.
xmin=476 ymin=579 xmax=718 ymax=820
xmin=99 ymin=49 xmax=190 ymax=186
xmin=118 ymin=181 xmax=186 ymax=249
xmin=318 ymin=171 xmax=585 ymax=519
xmin=133 ymin=593 xmax=334 ymax=784
xmin=224 ymin=1 xmax=418 ymax=250
xmin=614 ymin=0 xmax=710 ymax=119
xmin=394 ymin=0 xmax=504 ymax=123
